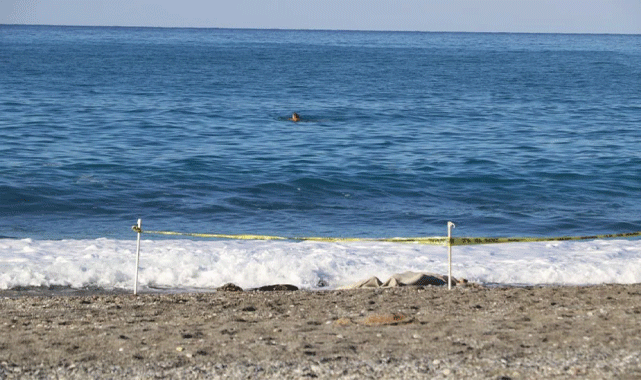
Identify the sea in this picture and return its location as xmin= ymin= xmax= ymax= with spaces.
xmin=1 ymin=25 xmax=640 ymax=292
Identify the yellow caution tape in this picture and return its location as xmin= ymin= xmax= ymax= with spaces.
xmin=132 ymin=225 xmax=641 ymax=246
xmin=132 ymin=227 xmax=288 ymax=241
xmin=450 ymin=230 xmax=641 ymax=246
xmin=131 ymin=226 xmax=448 ymax=245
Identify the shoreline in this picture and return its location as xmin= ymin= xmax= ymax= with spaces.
xmin=2 ymin=284 xmax=641 ymax=379
xmin=0 ymin=277 xmax=622 ymax=298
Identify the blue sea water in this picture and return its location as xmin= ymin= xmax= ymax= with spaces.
xmin=1 ymin=25 xmax=641 ymax=240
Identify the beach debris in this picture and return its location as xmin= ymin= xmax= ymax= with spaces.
xmin=333 ymin=317 xmax=352 ymax=326
xmin=333 ymin=313 xmax=414 ymax=326
xmin=217 ymin=283 xmax=243 ymax=292
xmin=252 ymin=284 xmax=299 ymax=292
xmin=357 ymin=313 xmax=413 ymax=326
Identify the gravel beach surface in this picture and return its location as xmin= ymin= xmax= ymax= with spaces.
xmin=1 ymin=284 xmax=641 ymax=379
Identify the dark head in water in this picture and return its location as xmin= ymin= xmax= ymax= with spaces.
xmin=290 ymin=113 xmax=300 ymax=122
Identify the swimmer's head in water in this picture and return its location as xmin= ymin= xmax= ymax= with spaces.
xmin=291 ymin=113 xmax=300 ymax=122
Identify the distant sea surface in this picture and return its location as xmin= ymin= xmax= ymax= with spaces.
xmin=2 ymin=26 xmax=641 ymax=240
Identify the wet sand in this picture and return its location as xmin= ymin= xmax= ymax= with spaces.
xmin=1 ymin=284 xmax=641 ymax=379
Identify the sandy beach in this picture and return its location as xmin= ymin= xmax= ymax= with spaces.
xmin=1 ymin=284 xmax=641 ymax=379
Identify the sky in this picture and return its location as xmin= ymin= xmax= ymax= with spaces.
xmin=1 ymin=0 xmax=640 ymax=34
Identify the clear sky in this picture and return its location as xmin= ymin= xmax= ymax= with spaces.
xmin=1 ymin=0 xmax=640 ymax=34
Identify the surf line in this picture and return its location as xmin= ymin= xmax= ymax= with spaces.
xmin=131 ymin=219 xmax=641 ymax=294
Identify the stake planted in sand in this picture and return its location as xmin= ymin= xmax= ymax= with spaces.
xmin=134 ymin=218 xmax=142 ymax=295
xmin=448 ymin=221 xmax=455 ymax=290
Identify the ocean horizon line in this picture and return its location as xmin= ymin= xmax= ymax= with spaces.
xmin=2 ymin=23 xmax=639 ymax=36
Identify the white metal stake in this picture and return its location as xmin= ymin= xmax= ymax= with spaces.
xmin=134 ymin=218 xmax=142 ymax=295
xmin=447 ymin=221 xmax=455 ymax=290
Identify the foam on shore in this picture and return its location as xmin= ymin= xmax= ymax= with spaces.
xmin=1 ymin=237 xmax=640 ymax=291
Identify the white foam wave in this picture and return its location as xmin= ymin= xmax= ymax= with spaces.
xmin=1 ymin=238 xmax=640 ymax=291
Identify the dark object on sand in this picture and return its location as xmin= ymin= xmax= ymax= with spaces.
xmin=253 ymin=284 xmax=299 ymax=292
xmin=217 ymin=283 xmax=244 ymax=292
